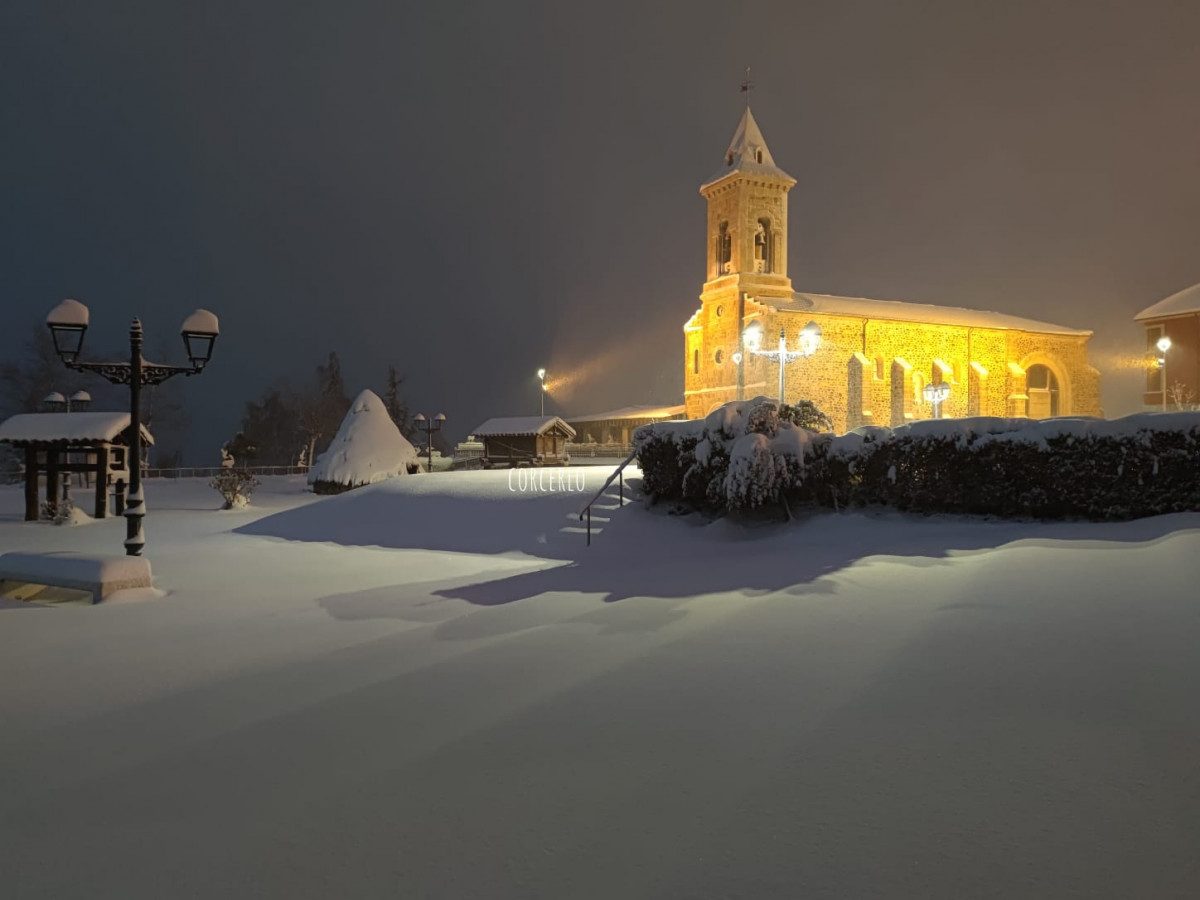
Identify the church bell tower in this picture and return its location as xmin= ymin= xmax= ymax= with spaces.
xmin=700 ymin=106 xmax=795 ymax=294
xmin=685 ymin=107 xmax=796 ymax=417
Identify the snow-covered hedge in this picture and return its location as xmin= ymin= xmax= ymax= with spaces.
xmin=635 ymin=399 xmax=1200 ymax=520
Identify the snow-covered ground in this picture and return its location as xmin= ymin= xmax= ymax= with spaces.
xmin=1 ymin=471 xmax=1198 ymax=898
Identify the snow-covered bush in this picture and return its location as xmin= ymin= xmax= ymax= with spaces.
xmin=211 ymin=469 xmax=260 ymax=510
xmin=308 ymin=389 xmax=419 ymax=494
xmin=637 ymin=402 xmax=1200 ymax=521
xmin=635 ymin=396 xmax=825 ymax=512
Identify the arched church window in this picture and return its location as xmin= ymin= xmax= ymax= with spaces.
xmin=715 ymin=349 xmax=724 ymax=365
xmin=693 ymin=349 xmax=700 ymax=374
xmin=1026 ymin=364 xmax=1060 ymax=418
xmin=755 ymin=149 xmax=763 ymax=163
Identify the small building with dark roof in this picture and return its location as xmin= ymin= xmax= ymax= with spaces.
xmin=470 ymin=416 xmax=575 ymax=468
xmin=0 ymin=412 xmax=153 ymax=521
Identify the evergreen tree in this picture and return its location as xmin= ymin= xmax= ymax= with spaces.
xmin=296 ymin=352 xmax=351 ymax=465
xmin=0 ymin=322 xmax=107 ymax=416
xmin=383 ymin=366 xmax=413 ymax=438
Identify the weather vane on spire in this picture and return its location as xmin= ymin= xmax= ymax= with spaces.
xmin=740 ymin=66 xmax=754 ymax=107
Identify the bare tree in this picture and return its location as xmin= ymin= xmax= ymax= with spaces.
xmin=1167 ymin=380 xmax=1198 ymax=411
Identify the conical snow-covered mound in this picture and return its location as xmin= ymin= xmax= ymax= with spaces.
xmin=308 ymin=389 xmax=419 ymax=494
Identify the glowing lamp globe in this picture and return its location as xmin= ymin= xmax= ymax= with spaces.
xmin=923 ymin=382 xmax=951 ymax=405
xmin=799 ymin=321 xmax=823 ymax=357
xmin=742 ymin=321 xmax=764 ymax=353
xmin=1157 ymin=336 xmax=1172 ymax=355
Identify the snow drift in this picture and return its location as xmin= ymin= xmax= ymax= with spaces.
xmin=307 ymin=389 xmax=419 ymax=494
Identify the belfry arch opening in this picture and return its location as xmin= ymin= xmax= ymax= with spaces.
xmin=754 ymin=218 xmax=773 ymax=273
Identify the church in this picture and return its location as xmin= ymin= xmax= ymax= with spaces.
xmin=683 ymin=108 xmax=1102 ymax=431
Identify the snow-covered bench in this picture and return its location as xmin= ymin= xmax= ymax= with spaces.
xmin=0 ymin=552 xmax=152 ymax=605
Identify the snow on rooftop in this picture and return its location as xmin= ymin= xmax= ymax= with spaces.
xmin=772 ymin=292 xmax=1091 ymax=336
xmin=701 ymin=107 xmax=796 ymax=191
xmin=1134 ymin=282 xmax=1200 ymax=321
xmin=566 ymin=404 xmax=687 ymax=424
xmin=307 ymin=389 xmax=418 ymax=487
xmin=0 ymin=412 xmax=153 ymax=445
xmin=471 ymin=416 xmax=577 ymax=438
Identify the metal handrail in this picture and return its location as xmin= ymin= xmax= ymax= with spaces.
xmin=578 ymin=449 xmax=638 ymax=546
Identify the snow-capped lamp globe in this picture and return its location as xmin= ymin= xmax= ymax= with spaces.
xmin=70 ymin=390 xmax=92 ymax=412
xmin=923 ymin=381 xmax=951 ymax=419
xmin=45 ymin=298 xmax=221 ymax=558
xmin=42 ymin=391 xmax=67 ymax=413
xmin=181 ymin=309 xmax=220 ymax=369
xmin=45 ymin=298 xmax=90 ymax=364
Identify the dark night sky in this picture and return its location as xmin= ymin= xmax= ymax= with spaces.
xmin=3 ymin=1 xmax=1199 ymax=459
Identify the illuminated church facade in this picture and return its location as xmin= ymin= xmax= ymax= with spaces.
xmin=683 ymin=108 xmax=1102 ymax=431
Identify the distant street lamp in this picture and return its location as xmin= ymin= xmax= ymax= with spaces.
xmin=1157 ymin=335 xmax=1172 ymax=412
xmin=41 ymin=390 xmax=92 ymax=511
xmin=46 ymin=299 xmax=219 ymax=556
xmin=742 ymin=320 xmax=822 ymax=404
xmin=413 ymin=413 xmax=446 ymax=472
xmin=537 ymin=368 xmax=547 ymax=416
xmin=923 ymin=381 xmax=951 ymax=419
xmin=42 ymin=390 xmax=92 ymax=413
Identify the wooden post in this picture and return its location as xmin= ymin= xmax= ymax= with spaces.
xmin=114 ymin=477 xmax=126 ymax=517
xmin=24 ymin=445 xmax=38 ymax=521
xmin=95 ymin=445 xmax=109 ymax=519
xmin=46 ymin=449 xmax=60 ymax=517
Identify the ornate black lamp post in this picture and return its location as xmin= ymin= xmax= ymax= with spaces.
xmin=46 ymin=299 xmax=219 ymax=556
xmin=413 ymin=412 xmax=446 ymax=472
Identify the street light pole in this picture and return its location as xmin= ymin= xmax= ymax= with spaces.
xmin=923 ymin=381 xmax=951 ymax=419
xmin=742 ymin=321 xmax=822 ymax=404
xmin=413 ymin=413 xmax=446 ymax=472
xmin=46 ymin=300 xmax=219 ymax=556
xmin=537 ymin=368 xmax=547 ymax=416
xmin=1157 ymin=335 xmax=1172 ymax=412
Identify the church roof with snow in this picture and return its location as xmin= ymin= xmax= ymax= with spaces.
xmin=701 ymin=107 xmax=796 ymax=191
xmin=1134 ymin=282 xmax=1200 ymax=321
xmin=769 ymin=293 xmax=1091 ymax=336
